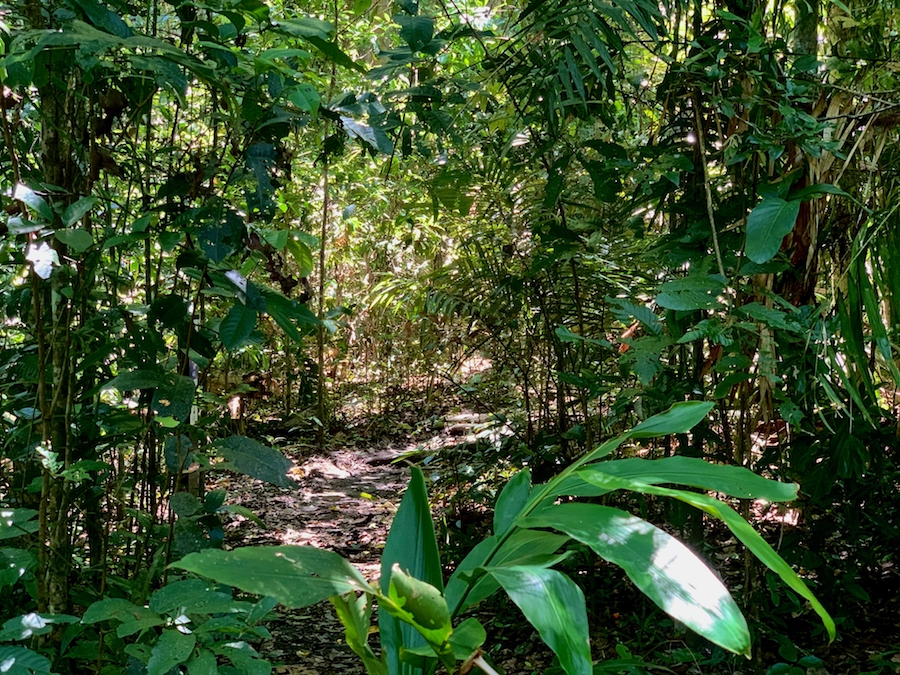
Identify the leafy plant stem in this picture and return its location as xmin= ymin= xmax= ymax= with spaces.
xmin=448 ymin=435 xmax=624 ymax=617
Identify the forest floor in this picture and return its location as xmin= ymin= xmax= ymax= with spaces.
xmin=213 ymin=394 xmax=900 ymax=675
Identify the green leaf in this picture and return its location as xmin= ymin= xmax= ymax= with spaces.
xmin=330 ymin=593 xmax=386 ymax=675
xmin=395 ymin=15 xmax=434 ymax=51
xmin=0 ymin=549 xmax=35 ymax=589
xmin=0 ymin=509 xmax=39 ymax=540
xmin=303 ymin=36 xmax=366 ymax=72
xmin=791 ymin=183 xmax=850 ymax=201
xmin=187 ymin=649 xmax=219 ymax=675
xmin=82 ymin=598 xmax=159 ymax=625
xmin=0 ymin=613 xmax=78 ymax=642
xmin=170 ymin=492 xmax=201 ymax=517
xmin=13 ymin=184 xmax=52 ymax=222
xmin=578 ymin=473 xmax=836 ymax=641
xmin=522 ymin=503 xmax=750 ymax=657
xmin=627 ymin=401 xmax=713 ymax=439
xmin=215 ymin=436 xmax=297 ymax=488
xmin=151 ymin=374 xmax=196 ymax=423
xmin=220 ymin=302 xmax=257 ymax=351
xmin=147 ymin=630 xmax=196 ymax=675
xmin=380 ymin=468 xmax=443 ymax=675
xmin=656 ymin=276 xmax=726 ymax=311
xmin=171 ymin=546 xmax=373 ymax=607
xmin=489 ymin=566 xmax=591 ymax=675
xmin=275 ymin=17 xmax=333 ymax=40
xmin=287 ymin=84 xmax=320 ymax=115
xmin=0 ymin=646 xmax=52 ymax=675
xmin=445 ymin=528 xmax=570 ymax=613
xmin=589 ymin=456 xmax=798 ymax=501
xmin=150 ymin=579 xmax=234 ymax=615
xmin=286 ymin=236 xmax=314 ymax=277
xmin=62 ymin=196 xmax=97 ymax=227
xmin=105 ymin=369 xmax=167 ymax=391
xmin=494 ymin=470 xmax=531 ymax=536
xmin=745 ymin=198 xmax=801 ymax=264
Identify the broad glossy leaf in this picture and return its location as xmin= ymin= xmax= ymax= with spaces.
xmin=656 ymin=276 xmax=726 ymax=311
xmin=627 ymin=401 xmax=714 ymax=439
xmin=147 ymin=630 xmax=196 ymax=675
xmin=494 ymin=469 xmax=531 ymax=536
xmin=105 ymin=369 xmax=167 ymax=391
xmin=0 ymin=646 xmax=52 ymax=675
xmin=304 ymin=36 xmax=366 ymax=72
xmin=589 ymin=456 xmax=798 ymax=501
xmin=62 ymin=196 xmax=97 ymax=227
xmin=151 ymin=374 xmax=196 ymax=423
xmin=286 ymin=236 xmax=314 ymax=277
xmin=578 ymin=472 xmax=836 ymax=641
xmin=380 ymin=468 xmax=442 ymax=675
xmin=149 ymin=579 xmax=233 ymax=615
xmin=0 ymin=509 xmax=38 ymax=540
xmin=792 ymin=183 xmax=850 ymax=201
xmin=522 ymin=503 xmax=750 ymax=656
xmin=0 ymin=613 xmax=78 ymax=642
xmin=215 ymin=436 xmax=297 ymax=488
xmin=82 ymin=598 xmax=159 ymax=624
xmin=745 ymin=198 xmax=800 ymax=264
xmin=275 ymin=17 xmax=333 ymax=40
xmin=13 ymin=184 xmax=52 ymax=222
xmin=395 ymin=15 xmax=434 ymax=51
xmin=445 ymin=529 xmax=569 ymax=613
xmin=489 ymin=566 xmax=591 ymax=675
xmin=0 ymin=548 xmax=35 ymax=589
xmin=171 ymin=546 xmax=372 ymax=607
xmin=187 ymin=649 xmax=218 ymax=675
xmin=287 ymin=84 xmax=320 ymax=115
xmin=55 ymin=228 xmax=93 ymax=253
xmin=220 ymin=302 xmax=257 ymax=351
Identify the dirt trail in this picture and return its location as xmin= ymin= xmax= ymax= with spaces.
xmin=218 ymin=441 xmax=415 ymax=674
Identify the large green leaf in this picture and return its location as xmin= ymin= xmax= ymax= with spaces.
xmin=445 ymin=528 xmax=569 ymax=613
xmin=55 ymin=228 xmax=94 ymax=252
xmin=149 ymin=579 xmax=235 ymax=615
xmin=13 ymin=184 xmax=52 ymax=222
xmin=395 ymin=15 xmax=434 ymax=51
xmin=215 ymin=436 xmax=297 ymax=488
xmin=656 ymin=276 xmax=726 ymax=311
xmin=0 ymin=646 xmax=52 ymax=675
xmin=171 ymin=546 xmax=373 ymax=607
xmin=151 ymin=374 xmax=196 ymax=423
xmin=489 ymin=566 xmax=591 ymax=675
xmin=627 ymin=401 xmax=714 ymax=439
xmin=522 ymin=504 xmax=750 ymax=657
xmin=147 ymin=630 xmax=196 ymax=675
xmin=62 ymin=196 xmax=97 ymax=227
xmin=82 ymin=598 xmax=159 ymax=625
xmin=0 ymin=509 xmax=39 ymax=540
xmin=589 ymin=456 xmax=798 ymax=501
xmin=380 ymin=468 xmax=443 ymax=675
xmin=220 ymin=302 xmax=257 ymax=351
xmin=745 ymin=198 xmax=801 ymax=264
xmin=493 ymin=469 xmax=531 ymax=536
xmin=578 ymin=473 xmax=836 ymax=641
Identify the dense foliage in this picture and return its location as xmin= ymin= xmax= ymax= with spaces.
xmin=1 ymin=0 xmax=899 ymax=672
